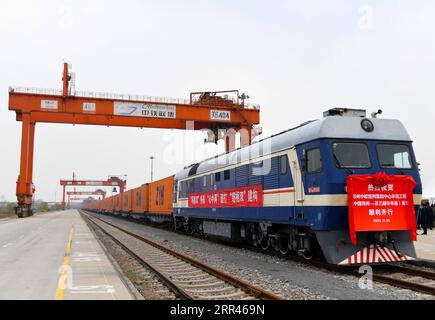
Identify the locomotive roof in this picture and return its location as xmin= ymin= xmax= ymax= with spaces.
xmin=175 ymin=116 xmax=412 ymax=180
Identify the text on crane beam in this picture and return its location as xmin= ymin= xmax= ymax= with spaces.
xmin=210 ymin=110 xmax=231 ymax=121
xmin=114 ymin=102 xmax=176 ymax=119
xmin=41 ymin=100 xmax=59 ymax=110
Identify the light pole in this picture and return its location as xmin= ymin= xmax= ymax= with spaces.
xmin=150 ymin=156 xmax=155 ymax=182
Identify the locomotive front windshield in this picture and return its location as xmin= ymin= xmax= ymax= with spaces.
xmin=377 ymin=144 xmax=413 ymax=169
xmin=332 ymin=142 xmax=371 ymax=168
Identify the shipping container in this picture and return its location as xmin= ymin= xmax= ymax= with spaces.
xmin=100 ymin=197 xmax=106 ymax=212
xmin=132 ymin=184 xmax=149 ymax=214
xmin=114 ymin=194 xmax=122 ymax=212
xmin=121 ymin=190 xmax=133 ymax=213
xmin=148 ymin=176 xmax=174 ymax=215
xmin=97 ymin=200 xmax=102 ymax=212
xmin=109 ymin=196 xmax=115 ymax=212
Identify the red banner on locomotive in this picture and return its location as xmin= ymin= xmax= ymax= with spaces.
xmin=347 ymin=173 xmax=417 ymax=246
xmin=188 ymin=185 xmax=263 ymax=208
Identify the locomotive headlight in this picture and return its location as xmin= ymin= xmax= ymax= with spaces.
xmin=361 ymin=119 xmax=374 ymax=132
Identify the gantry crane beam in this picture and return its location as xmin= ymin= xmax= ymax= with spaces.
xmin=9 ymin=95 xmax=260 ymax=130
xmin=60 ymin=179 xmax=125 ymax=189
xmin=66 ymin=190 xmax=107 ymax=197
xmin=60 ymin=175 xmax=125 ymax=210
xmin=68 ymin=197 xmax=94 ymax=208
xmin=9 ymin=63 xmax=260 ymax=217
xmin=67 ymin=190 xmax=106 ymax=209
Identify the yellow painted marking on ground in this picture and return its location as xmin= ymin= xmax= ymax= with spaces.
xmin=55 ymin=225 xmax=75 ymax=300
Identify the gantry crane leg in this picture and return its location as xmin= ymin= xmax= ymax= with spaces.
xmin=240 ymin=126 xmax=252 ymax=148
xmin=16 ymin=113 xmax=35 ymax=218
xmin=62 ymin=185 xmax=66 ymax=210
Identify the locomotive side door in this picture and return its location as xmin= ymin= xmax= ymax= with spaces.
xmin=289 ymin=147 xmax=305 ymax=219
xmin=300 ymin=143 xmax=324 ymax=215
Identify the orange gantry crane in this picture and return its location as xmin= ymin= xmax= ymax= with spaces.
xmin=66 ymin=189 xmax=107 ymax=209
xmin=8 ymin=63 xmax=261 ymax=217
xmin=60 ymin=175 xmax=125 ymax=210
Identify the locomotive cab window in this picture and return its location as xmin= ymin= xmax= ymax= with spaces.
xmin=306 ymin=148 xmax=322 ymax=173
xmin=377 ymin=144 xmax=413 ymax=169
xmin=215 ymin=172 xmax=221 ymax=182
xmin=280 ymin=155 xmax=288 ymax=175
xmin=332 ymin=142 xmax=371 ymax=169
xmin=178 ymin=182 xmax=184 ymax=198
xmin=224 ymin=170 xmax=231 ymax=180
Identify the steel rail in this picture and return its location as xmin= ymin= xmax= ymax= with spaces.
xmin=81 ymin=212 xmax=194 ymax=300
xmin=80 ymin=210 xmax=283 ymax=300
xmin=246 ymin=246 xmax=435 ymax=296
xmin=83 ymin=210 xmax=435 ymax=297
xmin=382 ymin=265 xmax=435 ymax=280
xmin=371 ymin=273 xmax=435 ymax=296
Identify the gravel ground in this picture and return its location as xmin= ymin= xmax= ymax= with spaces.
xmin=88 ymin=212 xmax=434 ymax=300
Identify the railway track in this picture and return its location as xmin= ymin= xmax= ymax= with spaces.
xmin=370 ymin=265 xmax=435 ymax=296
xmin=80 ymin=211 xmax=283 ymax=301
xmin=246 ymin=244 xmax=435 ymax=296
xmin=243 ymin=242 xmax=435 ymax=296
xmin=82 ymin=211 xmax=435 ymax=298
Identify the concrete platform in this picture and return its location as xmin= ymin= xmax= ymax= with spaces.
xmin=415 ymin=228 xmax=435 ymax=262
xmin=0 ymin=210 xmax=134 ymax=300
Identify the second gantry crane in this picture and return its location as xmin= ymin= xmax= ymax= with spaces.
xmin=60 ymin=174 xmax=125 ymax=210
xmin=66 ymin=189 xmax=107 ymax=209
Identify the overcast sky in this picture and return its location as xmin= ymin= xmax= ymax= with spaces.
xmin=0 ymin=0 xmax=434 ymax=202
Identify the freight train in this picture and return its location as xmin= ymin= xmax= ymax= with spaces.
xmin=86 ymin=108 xmax=422 ymax=265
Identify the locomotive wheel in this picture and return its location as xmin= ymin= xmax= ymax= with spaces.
xmin=183 ymin=222 xmax=190 ymax=234
xmin=279 ymin=237 xmax=289 ymax=255
xmin=261 ymin=238 xmax=269 ymax=250
xmin=302 ymin=250 xmax=313 ymax=260
xmin=188 ymin=224 xmax=196 ymax=235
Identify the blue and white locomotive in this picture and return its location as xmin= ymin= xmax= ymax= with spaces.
xmin=173 ymin=108 xmax=422 ymax=265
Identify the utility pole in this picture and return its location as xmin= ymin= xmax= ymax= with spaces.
xmin=150 ymin=156 xmax=155 ymax=182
